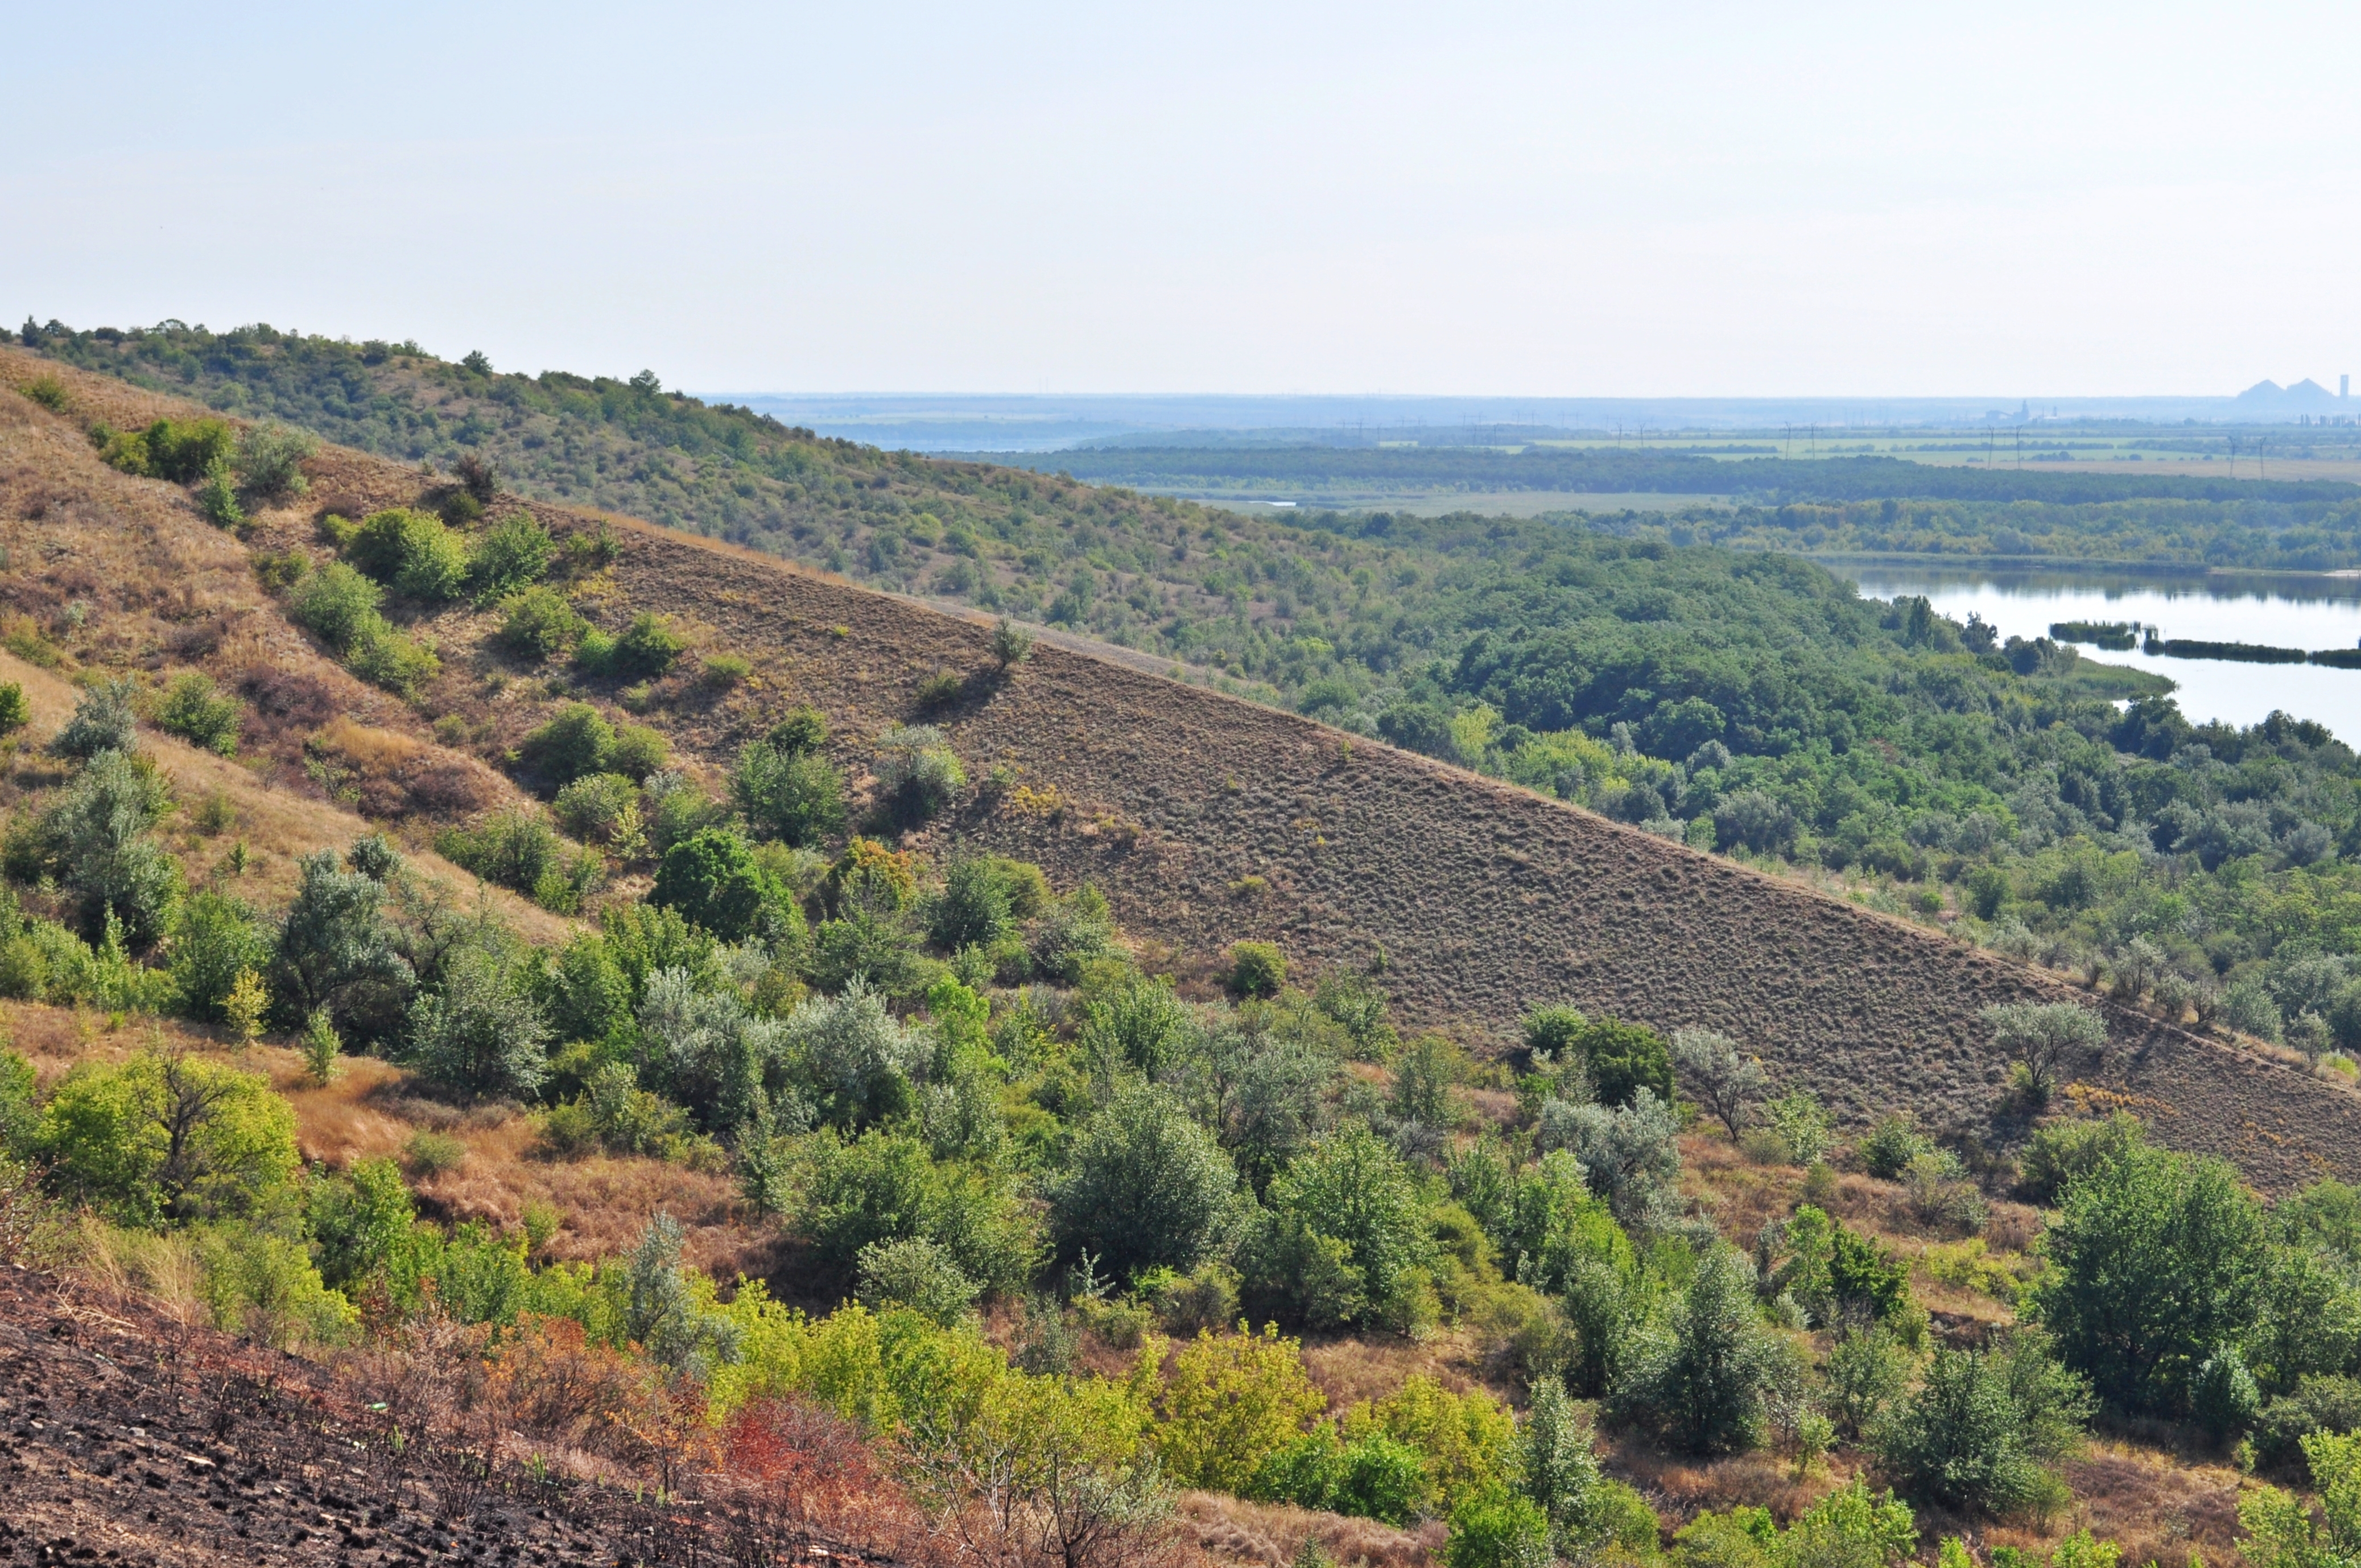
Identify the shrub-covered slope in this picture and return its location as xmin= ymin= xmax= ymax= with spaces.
xmin=3 ymin=343 xmax=2346 ymax=1186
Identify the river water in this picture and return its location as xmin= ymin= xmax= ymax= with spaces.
xmin=1839 ymin=563 xmax=2361 ymax=742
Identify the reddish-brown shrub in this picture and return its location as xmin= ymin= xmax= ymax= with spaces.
xmin=238 ymin=662 xmax=340 ymax=733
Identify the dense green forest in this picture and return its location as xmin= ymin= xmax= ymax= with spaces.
xmin=34 ymin=319 xmax=2361 ymax=1028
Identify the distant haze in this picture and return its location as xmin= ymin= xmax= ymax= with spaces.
xmin=9 ymin=3 xmax=2361 ymax=397
xmin=721 ymin=390 xmax=2360 ymax=452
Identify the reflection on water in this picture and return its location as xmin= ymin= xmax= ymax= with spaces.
xmin=1839 ymin=562 xmax=2361 ymax=742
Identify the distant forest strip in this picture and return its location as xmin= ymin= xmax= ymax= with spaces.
xmin=1012 ymin=443 xmax=2358 ymax=506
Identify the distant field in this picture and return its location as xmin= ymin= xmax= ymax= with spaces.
xmin=1163 ymin=489 xmax=1731 ymax=517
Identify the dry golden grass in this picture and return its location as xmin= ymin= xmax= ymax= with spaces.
xmin=3 ymin=999 xmax=771 ymax=1277
xmin=0 ymin=646 xmax=573 ymax=940
xmin=1176 ymin=1492 xmax=1443 ymax=1568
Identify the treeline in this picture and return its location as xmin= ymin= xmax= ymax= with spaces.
xmin=1692 ymin=494 xmax=2361 ymax=572
xmin=1004 ymin=443 xmax=2357 ymax=506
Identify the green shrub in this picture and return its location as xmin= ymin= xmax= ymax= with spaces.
xmin=801 ymin=1127 xmax=1038 ymax=1295
xmin=233 ymin=421 xmax=316 ymax=500
xmin=585 ymin=612 xmax=683 ymax=679
xmin=169 ymin=892 xmax=268 ymax=1025
xmin=349 ymin=509 xmax=468 ymax=601
xmin=288 ymin=561 xmax=385 ymax=650
xmin=194 ymin=455 xmax=244 ymax=529
xmin=1521 ymin=1007 xmax=1672 ymax=1108
xmin=22 ymin=374 xmax=68 ymax=412
xmin=855 ymin=1236 xmax=981 ymax=1325
xmin=552 ymin=773 xmax=645 ymax=853
xmin=733 ymin=740 xmax=845 ymax=847
xmin=1859 ymin=1113 xmax=1936 ymax=1181
xmin=498 ymin=585 xmax=587 ymax=660
xmin=436 ymin=810 xmax=601 ymax=913
xmin=0 ymin=682 xmax=28 ymax=736
xmin=53 ymin=677 xmax=141 ymax=760
xmin=440 ymin=490 xmax=483 ymax=528
xmin=653 ymin=827 xmax=800 ymax=944
xmin=874 ymin=724 xmax=965 ymax=823
xmin=139 ymin=418 xmax=236 ymax=482
xmin=38 ymin=1049 xmax=300 ymax=1227
xmin=345 ymin=618 xmax=440 ymax=698
xmin=1030 ymin=884 xmax=1118 ymax=983
xmin=990 ymin=618 xmax=1035 ymax=671
xmin=1444 ymin=1490 xmax=1552 ymax=1568
xmin=1051 ymin=1082 xmax=1236 ymax=1279
xmin=1227 ymin=940 xmax=1287 ymax=998
xmin=306 ymin=1156 xmax=411 ymax=1292
xmin=610 ymin=723 xmax=669 ymax=781
xmin=96 ymin=424 xmax=155 ymax=476
xmin=702 ymin=653 xmax=752 ymax=690
xmin=404 ymin=941 xmax=552 ymax=1102
xmin=154 ymin=672 xmax=242 ymax=756
xmin=930 ymin=855 xmax=1023 ymax=950
xmin=469 ymin=514 xmax=554 ymax=604
xmin=2018 ymin=1113 xmax=2147 ymax=1206
xmin=403 ymin=1128 xmax=468 ymax=1176
xmin=767 ymin=705 xmax=829 ymax=754
xmin=194 ymin=1222 xmax=357 ymax=1349
xmin=522 ymin=703 xmax=617 ymax=786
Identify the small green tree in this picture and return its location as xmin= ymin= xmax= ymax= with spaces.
xmin=405 ymin=941 xmax=552 ymax=1102
xmin=522 ymin=702 xmax=616 ymax=786
xmin=1617 ymin=1244 xmax=1779 ymax=1454
xmin=732 ymin=739 xmax=845 ymax=847
xmin=154 ymin=672 xmax=242 ymax=756
xmin=38 ymin=1049 xmax=300 ymax=1227
xmin=194 ymin=453 xmax=245 ymax=529
xmin=874 ymin=724 xmax=965 ymax=824
xmin=1052 ymin=1081 xmax=1237 ymax=1278
xmin=287 ymin=561 xmax=386 ymax=650
xmin=233 ymin=420 xmax=316 ymax=499
xmin=1227 ymin=940 xmax=1287 ymax=998
xmin=1672 ymin=1027 xmax=1768 ymax=1138
xmin=0 ymin=682 xmax=28 ymax=736
xmin=500 ymin=585 xmax=588 ymax=661
xmin=2034 ymin=1140 xmax=2269 ymax=1416
xmin=52 ymin=677 xmax=141 ymax=760
xmin=49 ymin=748 xmax=181 ymax=943
xmin=653 ymin=827 xmax=800 ymax=945
xmin=1250 ymin=1122 xmax=1437 ymax=1332
xmin=349 ymin=508 xmax=469 ymax=601
xmin=855 ymin=1235 xmax=980 ymax=1325
xmin=300 ymin=1008 xmax=343 ymax=1086
xmin=268 ymin=849 xmax=416 ymax=1039
xmin=170 ymin=892 xmax=269 ymax=1025
xmin=1984 ymin=1000 xmax=2108 ymax=1103
xmin=990 ymin=618 xmax=1035 ymax=671
xmin=467 ymin=514 xmax=554 ymax=604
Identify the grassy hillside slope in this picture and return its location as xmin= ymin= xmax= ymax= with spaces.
xmin=6 ymin=343 xmax=2346 ymax=1186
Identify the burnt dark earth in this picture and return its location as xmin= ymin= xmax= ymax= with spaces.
xmin=0 ymin=1266 xmax=824 ymax=1568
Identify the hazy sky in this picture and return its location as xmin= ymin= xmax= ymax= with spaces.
xmin=9 ymin=2 xmax=2358 ymax=397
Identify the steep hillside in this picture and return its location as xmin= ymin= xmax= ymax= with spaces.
xmin=6 ymin=344 xmax=2350 ymax=1187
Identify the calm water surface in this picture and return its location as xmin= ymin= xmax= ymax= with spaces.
xmin=1841 ymin=564 xmax=2361 ymax=742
